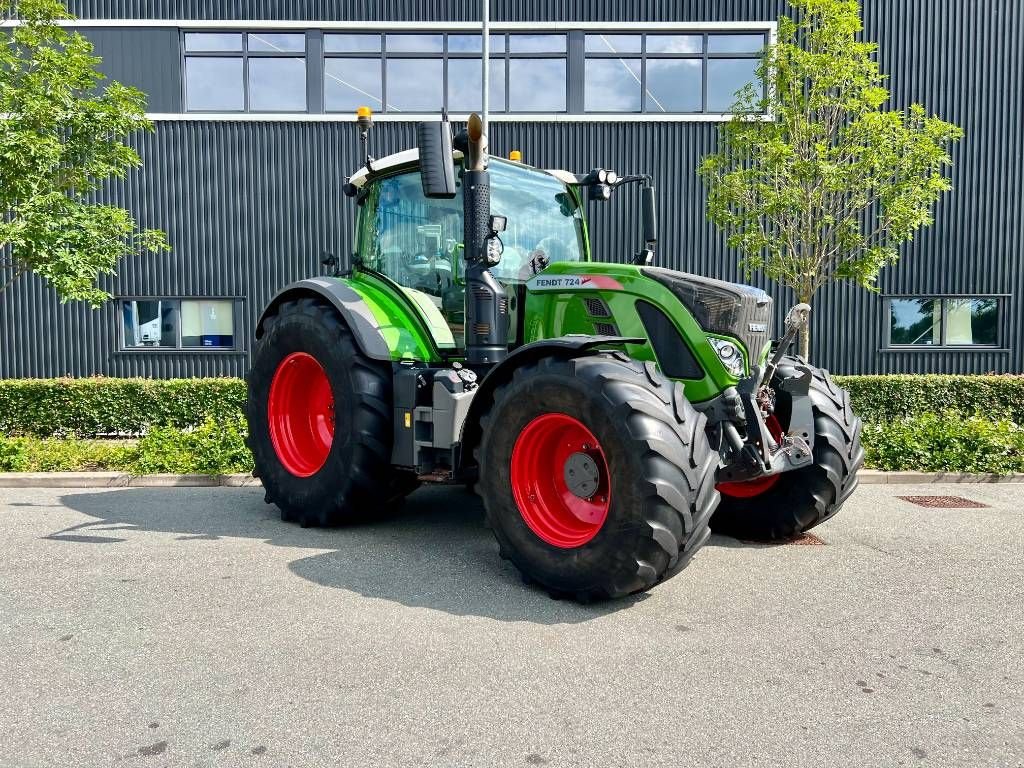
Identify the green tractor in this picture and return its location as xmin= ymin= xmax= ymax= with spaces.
xmin=246 ymin=110 xmax=864 ymax=601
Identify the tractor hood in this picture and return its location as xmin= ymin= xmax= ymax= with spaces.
xmin=642 ymin=267 xmax=773 ymax=361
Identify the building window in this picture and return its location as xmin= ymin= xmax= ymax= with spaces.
xmin=323 ymin=31 xmax=565 ymax=114
xmin=888 ymin=297 xmax=1000 ymax=348
xmin=583 ymin=31 xmax=766 ymax=114
xmin=183 ymin=32 xmax=307 ymax=112
xmin=122 ymin=299 xmax=237 ymax=350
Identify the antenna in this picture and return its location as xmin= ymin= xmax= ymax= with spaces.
xmin=481 ymin=0 xmax=489 ymax=134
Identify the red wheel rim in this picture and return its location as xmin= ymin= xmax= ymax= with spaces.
xmin=717 ymin=415 xmax=785 ymax=498
xmin=268 ymin=352 xmax=335 ymax=477
xmin=510 ymin=413 xmax=611 ymax=549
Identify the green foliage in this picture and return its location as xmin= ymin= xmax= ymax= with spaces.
xmin=0 ymin=377 xmax=247 ymax=437
xmin=130 ymin=417 xmax=252 ymax=474
xmin=698 ymin=0 xmax=962 ymax=357
xmin=835 ymin=374 xmax=1024 ymax=425
xmin=862 ymin=413 xmax=1024 ymax=474
xmin=0 ymin=0 xmax=169 ymax=305
xmin=0 ymin=419 xmax=254 ymax=474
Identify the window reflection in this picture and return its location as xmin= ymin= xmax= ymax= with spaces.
xmin=585 ymin=34 xmax=641 ymax=54
xmin=889 ymin=299 xmax=940 ymax=345
xmin=185 ymin=57 xmax=244 ymax=111
xmin=448 ymin=58 xmax=506 ymax=112
xmin=325 ymin=58 xmax=382 ymax=111
xmin=708 ymin=34 xmax=764 ymax=53
xmin=509 ymin=59 xmax=566 ymax=111
xmin=646 ymin=59 xmax=702 ymax=112
xmin=324 ymin=34 xmax=380 ymax=53
xmin=249 ymin=58 xmax=306 ymax=112
xmin=646 ymin=34 xmax=702 ymax=54
xmin=247 ymin=33 xmax=305 ymax=53
xmin=387 ymin=58 xmax=443 ymax=111
xmin=585 ymin=58 xmax=641 ymax=112
xmin=707 ymin=58 xmax=759 ymax=111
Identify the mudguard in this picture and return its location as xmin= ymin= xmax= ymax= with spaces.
xmin=256 ymin=277 xmax=391 ymax=361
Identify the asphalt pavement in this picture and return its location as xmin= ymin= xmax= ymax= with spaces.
xmin=1 ymin=483 xmax=1021 ymax=767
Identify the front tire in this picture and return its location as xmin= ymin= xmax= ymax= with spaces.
xmin=246 ymin=297 xmax=417 ymax=526
xmin=477 ymin=354 xmax=719 ymax=601
xmin=711 ymin=359 xmax=864 ymax=541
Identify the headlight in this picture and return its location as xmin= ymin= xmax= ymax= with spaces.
xmin=708 ymin=337 xmax=745 ymax=376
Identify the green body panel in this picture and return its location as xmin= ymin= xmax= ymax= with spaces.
xmin=342 ymin=272 xmax=446 ymax=363
xmin=522 ymin=261 xmax=741 ymax=403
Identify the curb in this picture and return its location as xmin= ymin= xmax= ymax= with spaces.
xmin=1 ymin=471 xmax=1023 ymax=488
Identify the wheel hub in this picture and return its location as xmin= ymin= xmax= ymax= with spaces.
xmin=563 ymin=451 xmax=601 ymax=500
xmin=510 ymin=413 xmax=611 ymax=549
xmin=267 ymin=352 xmax=334 ymax=478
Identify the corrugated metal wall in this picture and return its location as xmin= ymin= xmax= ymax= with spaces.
xmin=2 ymin=0 xmax=1021 ymax=376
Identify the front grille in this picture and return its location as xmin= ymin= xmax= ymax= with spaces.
xmin=594 ymin=322 xmax=619 ymax=336
xmin=643 ymin=267 xmax=773 ymax=362
xmin=584 ymin=297 xmax=611 ymax=317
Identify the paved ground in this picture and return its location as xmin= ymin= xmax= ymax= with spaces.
xmin=0 ymin=484 xmax=1021 ymax=768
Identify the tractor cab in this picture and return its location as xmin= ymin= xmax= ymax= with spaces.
xmin=349 ymin=150 xmax=589 ymax=351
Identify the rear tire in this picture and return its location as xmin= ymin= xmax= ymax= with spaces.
xmin=710 ymin=358 xmax=864 ymax=541
xmin=246 ymin=297 xmax=418 ymax=526
xmin=477 ymin=354 xmax=719 ymax=601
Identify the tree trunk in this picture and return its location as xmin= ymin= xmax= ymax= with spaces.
xmin=797 ymin=293 xmax=812 ymax=361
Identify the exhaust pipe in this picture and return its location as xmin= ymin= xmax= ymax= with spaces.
xmin=461 ymin=113 xmax=508 ymax=367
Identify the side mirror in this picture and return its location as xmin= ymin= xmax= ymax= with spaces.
xmin=416 ymin=117 xmax=456 ymax=199
xmin=642 ymin=185 xmax=657 ymax=245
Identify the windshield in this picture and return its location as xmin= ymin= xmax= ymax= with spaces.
xmin=358 ymin=158 xmax=586 ymax=291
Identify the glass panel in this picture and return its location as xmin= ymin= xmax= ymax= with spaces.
xmin=122 ymin=300 xmax=179 ymax=348
xmin=185 ymin=57 xmax=244 ymax=111
xmin=247 ymin=32 xmax=305 ymax=53
xmin=889 ymin=298 xmax=940 ymax=345
xmin=248 ymin=57 xmax=307 ymax=112
xmin=184 ymin=32 xmax=242 ymax=52
xmin=585 ymin=58 xmax=641 ymax=112
xmin=645 ymin=34 xmax=702 ymax=54
xmin=944 ymin=298 xmax=998 ymax=345
xmin=585 ymin=34 xmax=641 ymax=54
xmin=645 ymin=59 xmax=702 ymax=112
xmin=508 ymin=59 xmax=566 ymax=111
xmin=324 ymin=58 xmax=383 ymax=111
xmin=447 ymin=58 xmax=506 ymax=113
xmin=447 ymin=34 xmax=505 ymax=53
xmin=386 ymin=58 xmax=443 ymax=111
xmin=385 ymin=33 xmax=444 ymax=53
xmin=181 ymin=300 xmax=235 ymax=348
xmin=509 ymin=34 xmax=566 ymax=53
xmin=707 ymin=58 xmax=759 ymax=112
xmin=707 ymin=34 xmax=765 ymax=53
xmin=323 ymin=33 xmax=381 ymax=53
xmin=488 ymin=160 xmax=586 ymax=283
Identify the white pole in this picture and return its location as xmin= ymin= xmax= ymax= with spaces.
xmin=481 ymin=0 xmax=489 ymax=135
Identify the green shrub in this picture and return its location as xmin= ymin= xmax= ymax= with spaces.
xmin=836 ymin=374 xmax=1024 ymax=424
xmin=862 ymin=412 xmax=1024 ymax=473
xmin=0 ymin=377 xmax=247 ymax=437
xmin=129 ymin=417 xmax=253 ymax=475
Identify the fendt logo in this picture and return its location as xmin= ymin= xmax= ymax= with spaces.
xmin=527 ymin=274 xmax=624 ymax=291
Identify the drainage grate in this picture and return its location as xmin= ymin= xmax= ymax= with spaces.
xmin=897 ymin=495 xmax=988 ymax=509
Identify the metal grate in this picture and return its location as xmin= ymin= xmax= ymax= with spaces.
xmin=584 ymin=296 xmax=611 ymax=317
xmin=594 ymin=322 xmax=619 ymax=336
xmin=897 ymin=495 xmax=989 ymax=509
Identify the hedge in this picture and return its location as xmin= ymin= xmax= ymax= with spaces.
xmin=1 ymin=374 xmax=1022 ymax=439
xmin=0 ymin=377 xmax=247 ymax=437
xmin=834 ymin=374 xmax=1024 ymax=425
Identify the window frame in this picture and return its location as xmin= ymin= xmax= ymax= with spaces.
xmin=117 ymin=296 xmax=245 ymax=354
xmin=884 ymin=294 xmax=1008 ymax=351
xmin=581 ymin=31 xmax=767 ymax=115
xmin=181 ymin=30 xmax=310 ymax=114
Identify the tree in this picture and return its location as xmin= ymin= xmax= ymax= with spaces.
xmin=698 ymin=0 xmax=962 ymax=359
xmin=0 ymin=0 xmax=168 ymax=306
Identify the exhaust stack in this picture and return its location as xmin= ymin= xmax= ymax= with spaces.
xmin=461 ymin=113 xmax=508 ymax=367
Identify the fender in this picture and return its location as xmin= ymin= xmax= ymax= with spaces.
xmin=458 ymin=335 xmax=645 ymax=472
xmin=256 ymin=277 xmax=391 ymax=361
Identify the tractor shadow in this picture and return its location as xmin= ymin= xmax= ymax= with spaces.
xmin=55 ymin=485 xmax=649 ymax=624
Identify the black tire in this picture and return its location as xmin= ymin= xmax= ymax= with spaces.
xmin=477 ymin=353 xmax=720 ymax=602
xmin=710 ymin=358 xmax=864 ymax=541
xmin=246 ymin=297 xmax=418 ymax=526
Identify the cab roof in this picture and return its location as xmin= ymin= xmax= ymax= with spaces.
xmin=348 ymin=148 xmax=578 ymax=188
